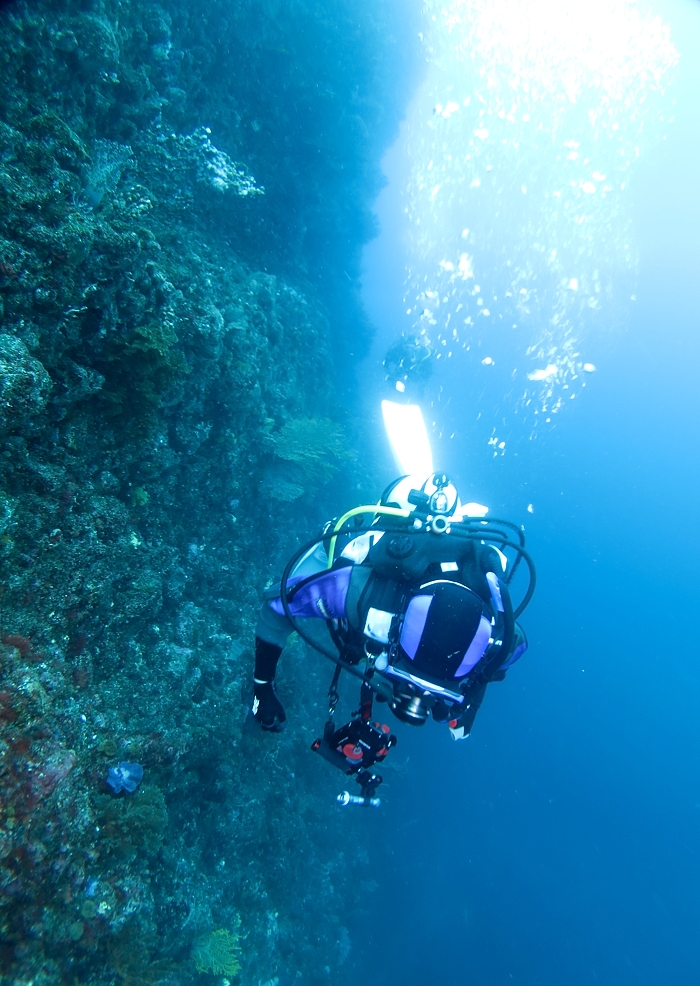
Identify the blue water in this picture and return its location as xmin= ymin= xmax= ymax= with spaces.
xmin=356 ymin=2 xmax=700 ymax=983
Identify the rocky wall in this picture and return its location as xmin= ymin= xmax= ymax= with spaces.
xmin=0 ymin=1 xmax=418 ymax=983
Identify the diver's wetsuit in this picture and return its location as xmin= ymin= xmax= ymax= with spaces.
xmin=253 ymin=529 xmax=527 ymax=739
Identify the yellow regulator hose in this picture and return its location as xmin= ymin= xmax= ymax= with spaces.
xmin=326 ymin=505 xmax=410 ymax=567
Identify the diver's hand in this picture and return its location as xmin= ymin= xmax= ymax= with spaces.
xmin=252 ymin=680 xmax=286 ymax=732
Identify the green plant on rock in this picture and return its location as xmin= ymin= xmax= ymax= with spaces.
xmin=262 ymin=417 xmax=353 ymax=501
xmin=193 ymin=924 xmax=242 ymax=977
xmin=271 ymin=416 xmax=350 ymax=474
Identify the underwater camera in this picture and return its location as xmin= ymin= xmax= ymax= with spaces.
xmin=389 ymin=681 xmax=433 ymax=726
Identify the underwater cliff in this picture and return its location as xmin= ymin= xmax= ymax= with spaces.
xmin=0 ymin=1 xmax=417 ymax=983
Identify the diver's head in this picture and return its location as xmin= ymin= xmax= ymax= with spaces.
xmin=381 ymin=472 xmax=460 ymax=518
xmin=383 ymin=334 xmax=433 ymax=395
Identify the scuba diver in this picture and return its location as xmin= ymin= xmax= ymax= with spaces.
xmin=251 ymin=473 xmax=535 ymax=802
xmin=383 ymin=333 xmax=433 ymax=397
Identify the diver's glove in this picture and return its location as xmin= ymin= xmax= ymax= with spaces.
xmin=252 ymin=679 xmax=286 ymax=732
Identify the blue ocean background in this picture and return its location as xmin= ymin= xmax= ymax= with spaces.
xmin=358 ymin=2 xmax=700 ymax=984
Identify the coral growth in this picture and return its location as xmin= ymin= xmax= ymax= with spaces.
xmin=94 ymin=785 xmax=168 ymax=862
xmin=175 ymin=127 xmax=264 ymax=197
xmin=193 ymin=925 xmax=242 ymax=977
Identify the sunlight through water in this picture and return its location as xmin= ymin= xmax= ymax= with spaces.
xmin=403 ymin=0 xmax=678 ymax=441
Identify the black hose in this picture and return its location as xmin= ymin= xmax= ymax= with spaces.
xmin=452 ymin=516 xmax=526 ymax=585
xmin=444 ymin=526 xmax=537 ymax=616
xmin=461 ymin=516 xmax=525 ymax=546
xmin=283 ymin=521 xmax=536 ymax=618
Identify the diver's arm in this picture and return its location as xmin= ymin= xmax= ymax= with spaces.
xmin=250 ymin=585 xmax=296 ymax=731
xmin=252 ymin=564 xmax=354 ymax=731
xmin=447 ymin=575 xmax=519 ymax=741
xmin=448 ymin=624 xmax=528 ymax=741
xmin=252 ymin=636 xmax=287 ymax=732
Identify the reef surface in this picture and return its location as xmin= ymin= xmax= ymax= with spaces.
xmin=0 ymin=1 xmax=415 ymax=983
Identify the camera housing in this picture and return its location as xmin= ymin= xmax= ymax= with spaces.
xmin=390 ymin=683 xmax=432 ymax=725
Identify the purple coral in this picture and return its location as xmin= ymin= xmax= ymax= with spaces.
xmin=106 ymin=761 xmax=143 ymax=794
